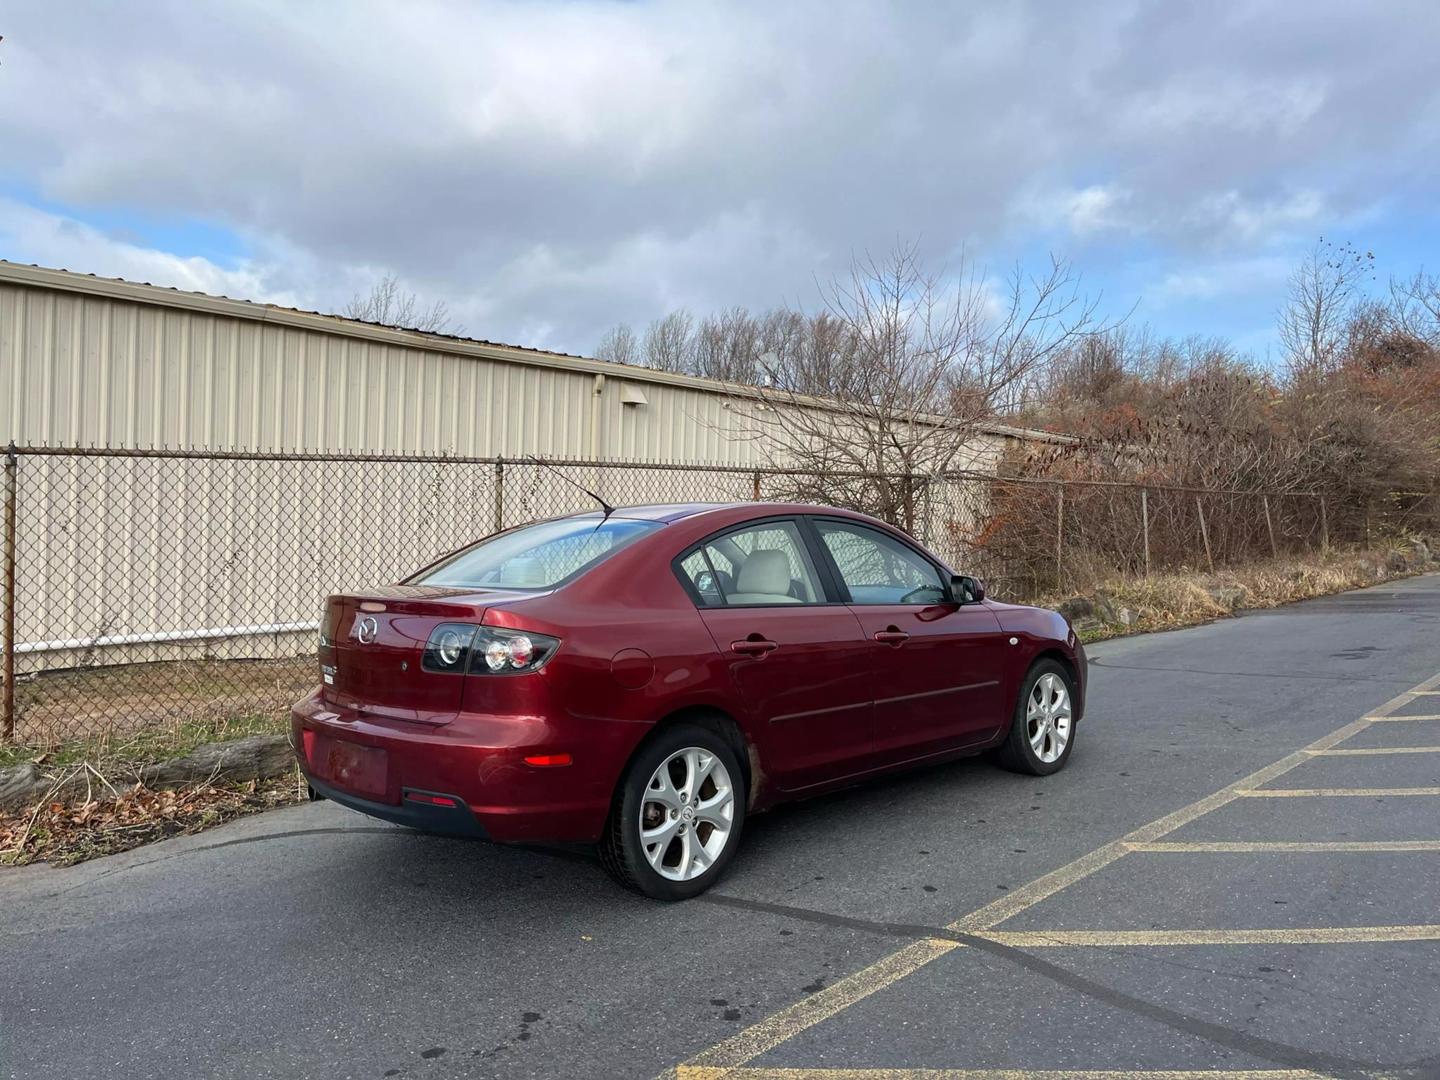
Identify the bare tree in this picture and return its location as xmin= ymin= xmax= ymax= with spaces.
xmin=732 ymin=242 xmax=1103 ymax=527
xmin=1278 ymin=240 xmax=1374 ymax=377
xmin=346 ymin=274 xmax=461 ymax=335
xmin=594 ymin=322 xmax=641 ymax=366
xmin=1390 ymin=269 xmax=1440 ymax=347
xmin=643 ymin=310 xmax=694 ymax=371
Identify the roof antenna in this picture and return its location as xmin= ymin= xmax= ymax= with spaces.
xmin=526 ymin=455 xmax=615 ymax=519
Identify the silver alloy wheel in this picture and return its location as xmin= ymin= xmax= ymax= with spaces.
xmin=639 ymin=746 xmax=736 ymax=882
xmin=1026 ymin=672 xmax=1073 ymax=764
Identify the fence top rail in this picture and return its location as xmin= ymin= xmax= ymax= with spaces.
xmin=7 ymin=444 xmax=1324 ymax=498
xmin=6 ymin=443 xmax=906 ymax=479
xmin=943 ymin=469 xmax=1323 ymax=499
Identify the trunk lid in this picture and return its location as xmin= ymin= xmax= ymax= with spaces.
xmin=318 ymin=585 xmax=531 ymax=724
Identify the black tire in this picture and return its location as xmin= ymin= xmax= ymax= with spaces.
xmin=600 ymin=721 xmax=747 ymax=900
xmin=993 ymin=659 xmax=1077 ymax=776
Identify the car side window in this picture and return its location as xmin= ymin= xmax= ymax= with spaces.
xmin=677 ymin=550 xmax=725 ymax=607
xmin=814 ymin=520 xmax=948 ymax=605
xmin=688 ymin=521 xmax=823 ymax=606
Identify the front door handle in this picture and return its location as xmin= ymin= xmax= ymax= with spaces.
xmin=731 ymin=638 xmax=779 ymax=657
xmin=874 ymin=629 xmax=910 ymax=646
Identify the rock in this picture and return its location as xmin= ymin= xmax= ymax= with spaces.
xmin=1403 ymin=539 xmax=1431 ymax=566
xmin=0 ymin=761 xmax=47 ymax=811
xmin=1115 ymin=607 xmax=1138 ymax=626
xmin=1388 ymin=549 xmax=1411 ymax=572
xmin=1091 ymin=592 xmax=1120 ymax=623
xmin=138 ymin=735 xmax=295 ymax=790
xmin=1207 ymin=585 xmax=1249 ymax=611
xmin=1071 ymin=616 xmax=1104 ymax=635
xmin=1056 ymin=596 xmax=1095 ymax=621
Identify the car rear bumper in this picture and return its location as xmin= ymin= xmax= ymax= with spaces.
xmin=303 ymin=772 xmax=490 ymax=838
xmin=291 ymin=689 xmax=624 ymax=843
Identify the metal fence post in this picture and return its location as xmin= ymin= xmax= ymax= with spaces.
xmin=493 ymin=457 xmax=505 ymax=533
xmin=1263 ymin=495 xmax=1278 ymax=559
xmin=751 ymin=470 xmax=761 ymax=502
xmin=1195 ymin=494 xmax=1214 ymax=573
xmin=1321 ymin=496 xmax=1331 ymax=554
xmin=1141 ymin=488 xmax=1151 ymax=578
xmin=1055 ymin=483 xmax=1065 ymax=588
xmin=3 ymin=442 xmax=16 ymax=742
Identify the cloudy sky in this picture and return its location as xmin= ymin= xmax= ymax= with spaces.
xmin=2 ymin=1 xmax=1438 ymax=359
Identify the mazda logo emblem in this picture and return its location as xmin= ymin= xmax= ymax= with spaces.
xmin=356 ymin=616 xmax=379 ymax=644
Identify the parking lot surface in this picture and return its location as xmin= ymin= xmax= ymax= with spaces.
xmin=3 ymin=574 xmax=1439 ymax=1080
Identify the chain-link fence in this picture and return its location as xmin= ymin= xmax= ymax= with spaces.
xmin=2 ymin=444 xmax=1423 ymax=746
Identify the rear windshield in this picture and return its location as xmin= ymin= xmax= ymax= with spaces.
xmin=412 ymin=517 xmax=661 ymax=590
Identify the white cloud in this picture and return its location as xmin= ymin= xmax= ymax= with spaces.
xmin=0 ymin=1 xmax=1436 ymax=351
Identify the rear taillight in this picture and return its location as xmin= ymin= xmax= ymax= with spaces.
xmin=475 ymin=627 xmax=560 ymax=674
xmin=420 ymin=624 xmax=559 ymax=675
xmin=422 ymin=622 xmax=478 ymax=674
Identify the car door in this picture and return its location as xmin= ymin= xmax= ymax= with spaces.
xmin=807 ymin=516 xmax=1007 ymax=765
xmin=675 ymin=518 xmax=874 ymax=791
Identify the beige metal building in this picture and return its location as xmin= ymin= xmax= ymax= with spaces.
xmin=0 ymin=261 xmax=1058 ymax=465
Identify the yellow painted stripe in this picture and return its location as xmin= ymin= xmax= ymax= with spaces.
xmin=945 ymin=709 xmax=1384 ymax=936
xmin=1367 ymin=713 xmax=1440 ymax=721
xmin=676 ymin=1070 xmax=1340 ymax=1080
xmin=1127 ymin=840 xmax=1440 ymax=853
xmin=1236 ymin=786 xmax=1440 ymax=797
xmin=662 ymin=670 xmax=1440 ymax=1078
xmin=979 ymin=925 xmax=1440 ymax=947
xmin=1309 ymin=746 xmax=1440 ymax=756
xmin=677 ymin=938 xmax=959 ymax=1076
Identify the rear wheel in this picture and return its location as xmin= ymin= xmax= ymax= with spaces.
xmin=993 ymin=660 xmax=1076 ymax=776
xmin=601 ymin=722 xmax=746 ymax=900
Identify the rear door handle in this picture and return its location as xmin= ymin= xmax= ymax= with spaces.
xmin=874 ymin=630 xmax=910 ymax=645
xmin=731 ymin=638 xmax=779 ymax=656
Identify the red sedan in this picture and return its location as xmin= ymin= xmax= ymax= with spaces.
xmin=293 ymin=503 xmax=1086 ymax=899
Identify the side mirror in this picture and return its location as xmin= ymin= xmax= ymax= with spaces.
xmin=951 ymin=574 xmax=985 ymax=604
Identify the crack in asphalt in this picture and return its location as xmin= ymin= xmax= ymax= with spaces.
xmin=697 ymin=892 xmax=1415 ymax=1080
xmin=1088 ymin=657 xmax=1420 ymax=684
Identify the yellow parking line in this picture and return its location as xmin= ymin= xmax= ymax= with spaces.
xmin=677 ymin=938 xmax=960 ymax=1076
xmin=1367 ymin=713 xmax=1440 ymax=721
xmin=676 ymin=1069 xmax=1340 ymax=1080
xmin=1236 ymin=787 xmax=1440 ymax=797
xmin=661 ymin=670 xmax=1440 ymax=1078
xmin=979 ymin=925 xmax=1440 ymax=947
xmin=1127 ymin=839 xmax=1440 ymax=853
xmin=1309 ymin=746 xmax=1440 ymax=756
xmin=945 ymin=712 xmax=1380 ymax=936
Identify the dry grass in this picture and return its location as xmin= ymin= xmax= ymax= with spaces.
xmin=1 ymin=774 xmax=303 ymax=867
xmin=1048 ymin=545 xmax=1430 ymax=641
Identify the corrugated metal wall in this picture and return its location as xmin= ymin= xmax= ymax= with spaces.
xmin=0 ymin=267 xmax=765 ymax=462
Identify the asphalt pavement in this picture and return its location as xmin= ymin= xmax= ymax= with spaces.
xmin=3 ymin=573 xmax=1439 ymax=1080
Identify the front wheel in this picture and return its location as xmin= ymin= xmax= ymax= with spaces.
xmin=601 ymin=722 xmax=746 ymax=900
xmin=993 ymin=660 xmax=1076 ymax=776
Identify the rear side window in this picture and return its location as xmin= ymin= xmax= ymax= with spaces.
xmin=415 ymin=517 xmax=660 ymax=589
xmin=814 ymin=519 xmax=947 ymax=605
xmin=678 ymin=520 xmax=823 ymax=606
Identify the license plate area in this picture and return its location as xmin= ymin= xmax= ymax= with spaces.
xmin=313 ymin=733 xmax=389 ymax=798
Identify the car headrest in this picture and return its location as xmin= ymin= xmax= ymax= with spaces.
xmin=736 ymin=549 xmax=792 ymax=596
xmin=499 ymin=556 xmax=546 ymax=587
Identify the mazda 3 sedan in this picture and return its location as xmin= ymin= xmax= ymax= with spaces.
xmin=293 ymin=503 xmax=1086 ymax=899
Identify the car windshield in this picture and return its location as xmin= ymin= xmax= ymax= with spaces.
xmin=412 ymin=516 xmax=661 ymax=590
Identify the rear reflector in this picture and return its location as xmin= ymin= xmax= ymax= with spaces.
xmin=404 ymin=791 xmax=459 ymax=808
xmin=523 ymin=753 xmax=573 ymax=768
